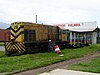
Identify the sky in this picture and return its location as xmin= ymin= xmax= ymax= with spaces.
xmin=0 ymin=0 xmax=100 ymax=27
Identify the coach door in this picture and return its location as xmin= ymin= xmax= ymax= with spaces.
xmin=24 ymin=30 xmax=36 ymax=42
xmin=62 ymin=30 xmax=67 ymax=41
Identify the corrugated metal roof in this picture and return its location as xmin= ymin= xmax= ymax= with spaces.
xmin=56 ymin=21 xmax=98 ymax=32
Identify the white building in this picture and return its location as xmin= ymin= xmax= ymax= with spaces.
xmin=56 ymin=21 xmax=100 ymax=44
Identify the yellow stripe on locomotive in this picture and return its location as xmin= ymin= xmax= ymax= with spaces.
xmin=11 ymin=22 xmax=24 ymax=42
xmin=5 ymin=22 xmax=25 ymax=55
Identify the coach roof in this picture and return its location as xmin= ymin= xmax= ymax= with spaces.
xmin=56 ymin=21 xmax=98 ymax=32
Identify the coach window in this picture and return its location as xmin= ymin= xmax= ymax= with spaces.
xmin=63 ymin=30 xmax=66 ymax=34
xmin=66 ymin=31 xmax=70 ymax=41
xmin=28 ymin=30 xmax=36 ymax=41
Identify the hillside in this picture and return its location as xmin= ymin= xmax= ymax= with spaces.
xmin=0 ymin=22 xmax=10 ymax=29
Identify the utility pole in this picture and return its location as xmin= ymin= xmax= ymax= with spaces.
xmin=36 ymin=15 xmax=37 ymax=23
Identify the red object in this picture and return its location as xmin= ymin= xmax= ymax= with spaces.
xmin=54 ymin=45 xmax=61 ymax=54
xmin=0 ymin=29 xmax=10 ymax=42
xmin=68 ymin=24 xmax=80 ymax=27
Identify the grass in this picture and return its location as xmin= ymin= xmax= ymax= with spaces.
xmin=0 ymin=42 xmax=4 ymax=46
xmin=67 ymin=57 xmax=100 ymax=73
xmin=0 ymin=44 xmax=100 ymax=74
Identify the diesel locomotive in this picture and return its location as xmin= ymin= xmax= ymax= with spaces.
xmin=5 ymin=22 xmax=68 ymax=55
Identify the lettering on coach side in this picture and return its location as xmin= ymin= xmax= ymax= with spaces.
xmin=68 ymin=24 xmax=80 ymax=27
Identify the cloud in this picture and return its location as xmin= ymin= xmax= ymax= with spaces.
xmin=0 ymin=0 xmax=100 ymax=27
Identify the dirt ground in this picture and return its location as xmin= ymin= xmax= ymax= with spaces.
xmin=14 ymin=51 xmax=100 ymax=75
